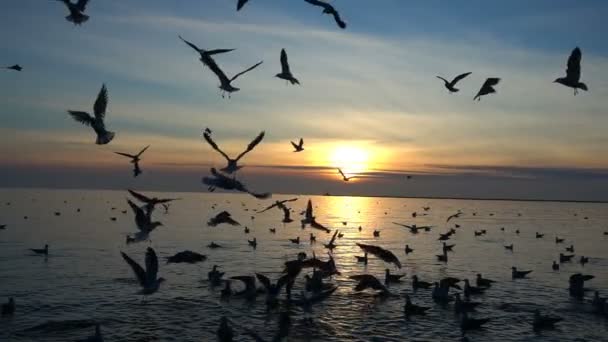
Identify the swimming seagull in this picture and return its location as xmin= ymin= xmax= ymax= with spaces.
xmin=291 ymin=138 xmax=304 ymax=152
xmin=208 ymin=59 xmax=263 ymax=98
xmin=114 ymin=145 xmax=150 ymax=177
xmin=338 ymin=168 xmax=358 ymax=181
xmin=304 ymin=0 xmax=347 ymax=29
xmin=121 ymin=247 xmax=165 ymax=297
xmin=56 ymin=0 xmax=90 ymax=25
xmin=532 ymin=310 xmax=563 ymax=330
xmin=349 ymin=274 xmax=389 ymax=295
xmin=30 ymin=244 xmax=49 ymax=255
xmin=236 ymin=0 xmax=250 ymax=11
xmin=476 ymin=274 xmax=495 ymax=287
xmin=257 ymin=198 xmax=298 ymax=213
xmin=436 ymin=72 xmax=471 ymax=93
xmin=67 ymin=84 xmax=115 ymax=145
xmin=4 ymin=64 xmax=22 ymax=71
xmin=202 ymin=130 xmax=265 ymax=174
xmin=512 ymin=267 xmax=532 ymax=279
xmin=404 ymin=295 xmax=430 ymax=316
xmin=474 ymin=78 xmax=501 ymax=101
xmin=412 ymin=275 xmax=432 ymax=290
xmin=166 ymin=251 xmax=207 ymax=264
xmin=202 ymin=168 xmax=271 ymax=199
xmin=554 ymin=47 xmax=587 ymax=95
xmin=276 ymin=49 xmax=300 ymax=85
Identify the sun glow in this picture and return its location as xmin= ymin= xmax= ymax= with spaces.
xmin=330 ymin=146 xmax=370 ymax=177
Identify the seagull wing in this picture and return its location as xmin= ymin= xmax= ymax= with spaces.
xmin=451 ymin=72 xmax=472 ymax=85
xmin=203 ymin=132 xmax=231 ymax=161
xmin=305 ymin=199 xmax=313 ymax=218
xmin=291 ymin=141 xmax=299 ymax=150
xmin=329 ymin=229 xmax=339 ymax=244
xmin=235 ymin=131 xmax=265 ymax=161
xmin=338 ymin=168 xmax=346 ymax=179
xmin=75 ymin=0 xmax=89 ymax=12
xmin=485 ymin=78 xmax=501 ymax=88
xmin=93 ymin=84 xmax=108 ymax=120
xmin=257 ymin=203 xmax=279 ymax=213
xmin=566 ymin=47 xmax=582 ymax=82
xmin=205 ymin=57 xmax=232 ymax=85
xmin=230 ymin=61 xmax=263 ymax=82
xmin=145 ymin=247 xmax=159 ymax=283
xmin=206 ymin=48 xmax=236 ymax=55
xmin=356 ymin=243 xmax=402 ymax=268
xmin=121 ymin=251 xmax=147 ymax=286
xmin=255 ymin=273 xmax=272 ymax=290
xmin=436 ymin=76 xmax=449 ymax=85
xmin=280 ymin=49 xmax=291 ymax=74
xmin=67 ymin=111 xmax=95 ymax=127
xmin=114 ymin=152 xmax=136 ymax=159
xmin=298 ymin=138 xmax=303 ymax=148
xmin=178 ymin=35 xmax=202 ymax=54
xmin=136 ymin=145 xmax=150 ymax=158
xmin=128 ymin=189 xmax=153 ymax=204
xmin=237 ymin=0 xmax=249 ymax=11
xmin=392 ymin=222 xmax=409 ymax=228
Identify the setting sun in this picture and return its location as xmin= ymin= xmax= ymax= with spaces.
xmin=330 ymin=146 xmax=370 ymax=176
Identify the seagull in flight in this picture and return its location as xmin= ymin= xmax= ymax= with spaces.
xmin=554 ymin=47 xmax=588 ymax=95
xmin=301 ymin=199 xmax=330 ymax=232
xmin=237 ymin=0 xmax=250 ymax=11
xmin=257 ymin=198 xmax=298 ymax=213
xmin=202 ymin=130 xmax=265 ymax=174
xmin=56 ymin=0 xmax=90 ymax=25
xmin=127 ymin=199 xmax=163 ymax=241
xmin=436 ymin=72 xmax=471 ymax=93
xmin=128 ymin=189 xmax=180 ymax=215
xmin=304 ymin=0 xmax=347 ymax=29
xmin=446 ymin=212 xmax=462 ymax=222
xmin=114 ymin=145 xmax=150 ymax=178
xmin=291 ymin=138 xmax=304 ymax=152
xmin=474 ymin=78 xmax=500 ymax=101
xmin=178 ymin=36 xmax=235 ymax=69
xmin=201 ymin=54 xmax=263 ymax=98
xmin=202 ymin=168 xmax=271 ymax=199
xmin=4 ymin=64 xmax=22 ymax=72
xmin=276 ymin=49 xmax=300 ymax=85
xmin=67 ymin=84 xmax=115 ymax=145
xmin=121 ymin=247 xmax=165 ymax=297
xmin=338 ymin=168 xmax=358 ymax=181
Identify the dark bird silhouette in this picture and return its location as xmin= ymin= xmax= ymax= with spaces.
xmin=208 ymin=242 xmax=222 ymax=249
xmin=356 ymin=243 xmax=402 ymax=268
xmin=355 ymin=252 xmax=368 ymax=264
xmin=554 ymin=47 xmax=587 ymax=95
xmin=1 ymin=298 xmax=15 ymax=316
xmin=338 ymin=168 xmax=358 ymax=181
xmin=0 ymin=224 xmax=6 ymax=230
xmin=446 ymin=212 xmax=462 ymax=222
xmin=208 ymin=58 xmax=263 ymax=98
xmin=237 ymin=0 xmax=250 ymax=11
xmin=405 ymin=244 xmax=414 ymax=254
xmin=67 ymin=84 xmax=115 ymax=145
xmin=114 ymin=145 xmax=150 ymax=177
xmin=257 ymin=198 xmax=298 ymax=213
xmin=248 ymin=237 xmax=257 ymax=248
xmin=276 ymin=49 xmax=300 ymax=85
xmin=56 ymin=0 xmax=90 ymax=25
xmin=166 ymin=250 xmax=207 ymax=264
xmin=555 ymin=236 xmax=565 ymax=244
xmin=412 ymin=275 xmax=432 ymax=290
xmin=202 ymin=130 xmax=265 ymax=174
xmin=289 ymin=236 xmax=300 ymax=244
xmin=349 ymin=274 xmax=389 ymax=294
xmin=4 ymin=64 xmax=22 ymax=71
xmin=476 ymin=274 xmax=495 ymax=287
xmin=464 ymin=279 xmax=486 ymax=297
xmin=324 ymin=230 xmax=339 ymax=250
xmin=512 ymin=267 xmax=532 ymax=279
xmin=384 ymin=268 xmax=404 ymax=285
xmin=454 ymin=293 xmax=481 ymax=314
xmin=128 ymin=189 xmax=179 ymax=216
xmin=552 ymin=261 xmax=559 ymax=271
xmin=304 ymin=0 xmax=347 ymax=29
xmin=436 ymin=72 xmax=471 ymax=92
xmin=404 ymin=295 xmax=430 ymax=316
xmin=269 ymin=228 xmax=276 ymax=234
xmin=505 ymin=244 xmax=514 ymax=251
xmin=532 ymin=310 xmax=563 ymax=330
xmin=256 ymin=273 xmax=289 ymax=305
xmin=300 ymin=199 xmax=330 ymax=232
xmin=291 ymin=138 xmax=304 ymax=152
xmin=121 ymin=247 xmax=165 ymax=296
xmin=208 ymin=265 xmax=224 ymax=285
xmin=536 ymin=232 xmax=544 ymax=239
xmin=202 ymin=168 xmax=271 ymax=199
xmin=559 ymin=253 xmax=574 ymax=263
xmin=208 ymin=211 xmax=240 ymax=227
xmin=580 ymin=256 xmax=589 ymax=266
xmin=178 ymin=36 xmax=235 ymax=69
xmin=566 ymin=245 xmax=575 ymax=253
xmin=30 ymin=244 xmax=49 ymax=255
xmin=474 ymin=78 xmax=500 ymax=101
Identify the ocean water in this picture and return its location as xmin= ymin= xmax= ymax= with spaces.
xmin=0 ymin=188 xmax=607 ymax=341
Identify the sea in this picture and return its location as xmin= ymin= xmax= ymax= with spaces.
xmin=0 ymin=188 xmax=607 ymax=341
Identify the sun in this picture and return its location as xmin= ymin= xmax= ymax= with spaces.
xmin=330 ymin=146 xmax=370 ymax=176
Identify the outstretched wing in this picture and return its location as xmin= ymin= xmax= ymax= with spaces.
xmin=436 ymin=76 xmax=449 ymax=85
xmin=330 ymin=8 xmax=346 ymax=29
xmin=237 ymin=0 xmax=249 ymax=11
xmin=75 ymin=0 xmax=89 ymax=12
xmin=121 ymin=251 xmax=147 ymax=286
xmin=305 ymin=199 xmax=313 ymax=218
xmin=93 ymin=84 xmax=108 ymax=120
xmin=206 ymin=48 xmax=236 ymax=55
xmin=230 ymin=61 xmax=263 ymax=82
xmin=304 ymin=0 xmax=331 ymax=10
xmin=566 ymin=47 xmax=582 ymax=82
xmin=484 ymin=78 xmax=500 ymax=88
xmin=298 ymin=138 xmax=303 ymax=147
xmin=128 ymin=189 xmax=153 ymax=204
xmin=255 ymin=273 xmax=271 ymax=290
xmin=178 ymin=35 xmax=202 ymax=53
xmin=145 ymin=247 xmax=159 ymax=283
xmin=291 ymin=141 xmax=299 ymax=150
xmin=235 ymin=131 xmax=265 ymax=161
xmin=114 ymin=152 xmax=136 ymax=159
xmin=338 ymin=168 xmax=346 ymax=179
xmin=452 ymin=72 xmax=472 ymax=85
xmin=203 ymin=132 xmax=231 ymax=161
xmin=136 ymin=145 xmax=150 ymax=157
xmin=329 ymin=229 xmax=339 ymax=244
xmin=280 ymin=49 xmax=290 ymax=74
xmin=67 ymin=111 xmax=94 ymax=126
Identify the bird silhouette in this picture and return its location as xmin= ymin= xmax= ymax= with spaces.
xmin=67 ymin=84 xmax=115 ymax=145
xmin=203 ymin=130 xmax=265 ymax=174
xmin=338 ymin=168 xmax=358 ymax=181
xmin=121 ymin=247 xmax=165 ymax=297
xmin=114 ymin=145 xmax=150 ymax=177
xmin=237 ymin=0 xmax=250 ymax=11
xmin=56 ymin=0 xmax=90 ymax=25
xmin=304 ymin=0 xmax=347 ymax=29
xmin=554 ymin=47 xmax=587 ymax=95
xmin=276 ymin=49 xmax=300 ymax=85
xmin=178 ymin=36 xmax=235 ymax=68
xmin=291 ymin=138 xmax=304 ymax=152
xmin=436 ymin=72 xmax=471 ymax=92
xmin=474 ymin=78 xmax=501 ymax=101
xmin=4 ymin=64 xmax=22 ymax=71
xmin=202 ymin=168 xmax=271 ymax=199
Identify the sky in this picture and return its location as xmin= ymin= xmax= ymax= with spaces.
xmin=1 ymin=0 xmax=608 ymax=201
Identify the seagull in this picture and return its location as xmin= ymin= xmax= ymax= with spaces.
xmin=324 ymin=230 xmax=339 ymax=249
xmin=127 ymin=199 xmax=163 ymax=234
xmin=257 ymin=198 xmax=298 ymax=213
xmin=566 ymin=245 xmax=575 ymax=253
xmin=536 ymin=232 xmax=544 ymax=239
xmin=0 ymin=225 xmax=6 ymax=230
xmin=552 ymin=261 xmax=559 ymax=271
xmin=280 ymin=206 xmax=293 ymax=223
xmin=555 ymin=236 xmax=565 ymax=244
xmin=436 ymin=72 xmax=471 ymax=93
xmin=460 ymin=312 xmax=490 ymax=332
xmin=114 ymin=145 xmax=150 ymax=177
xmin=580 ymin=256 xmax=589 ymax=265
xmin=248 ymin=237 xmax=257 ymax=248
xmin=300 ymin=199 xmax=330 ymax=232
xmin=202 ymin=168 xmax=271 ymax=199
xmin=304 ymin=0 xmax=346 ymax=29
xmin=349 ymin=274 xmax=389 ymax=295
xmin=474 ymin=78 xmax=501 ymax=101
xmin=231 ymin=275 xmax=258 ymax=300
xmin=178 ymin=36 xmax=235 ymax=69
xmin=269 ymin=228 xmax=276 ymax=234
xmin=384 ymin=269 xmax=404 ymax=285
xmin=4 ymin=64 xmax=22 ymax=71
xmin=208 ymin=265 xmax=224 ymax=285
xmin=276 ymin=49 xmax=300 ymax=85
xmin=166 ymin=251 xmax=207 ymax=264
xmin=355 ymin=252 xmax=368 ymax=264
xmin=404 ymin=244 xmax=414 ymax=254
xmin=236 ymin=0 xmax=250 ymax=11
xmin=476 ymin=274 xmax=495 ymax=287
xmin=208 ymin=211 xmax=240 ymax=227
xmin=532 ymin=310 xmax=563 ymax=330
xmin=464 ymin=279 xmax=486 ymax=297
xmin=76 ymin=323 xmax=103 ymax=342
xmin=121 ymin=247 xmax=165 ymax=297
xmin=446 ymin=212 xmax=462 ymax=222
xmin=202 ymin=130 xmax=265 ymax=174
xmin=512 ymin=267 xmax=532 ymax=279
xmin=256 ymin=273 xmax=288 ymax=306
xmin=559 ymin=253 xmax=574 ymax=263
xmin=412 ymin=275 xmax=432 ymax=290
xmin=454 ymin=293 xmax=481 ymax=314
xmin=208 ymin=58 xmax=263 ymax=98
xmin=554 ymin=47 xmax=587 ymax=95
xmin=291 ymin=138 xmax=304 ymax=152
xmin=30 ymin=244 xmax=49 ymax=255
xmin=1 ymin=298 xmax=15 ymax=316
xmin=56 ymin=0 xmax=90 ymax=25
xmin=289 ymin=236 xmax=300 ymax=244
xmin=67 ymin=84 xmax=115 ymax=145
xmin=338 ymin=168 xmax=358 ymax=181
xmin=404 ymin=295 xmax=430 ymax=316
xmin=208 ymin=242 xmax=222 ymax=249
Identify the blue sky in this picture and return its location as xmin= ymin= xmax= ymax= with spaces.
xmin=1 ymin=0 xmax=608 ymax=200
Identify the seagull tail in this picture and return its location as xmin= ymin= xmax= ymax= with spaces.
xmin=96 ymin=131 xmax=115 ymax=145
xmin=66 ymin=14 xmax=89 ymax=25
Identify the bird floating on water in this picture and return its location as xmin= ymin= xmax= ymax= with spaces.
xmin=166 ymin=250 xmax=207 ymax=264
xmin=276 ymin=49 xmax=300 ymax=85
xmin=30 ymin=244 xmax=49 ymax=256
xmin=304 ymin=0 xmax=347 ymax=29
xmin=384 ymin=269 xmax=404 ymax=285
xmin=532 ymin=310 xmax=563 ymax=330
xmin=114 ymin=145 xmax=150 ymax=177
xmin=474 ymin=78 xmax=500 ymax=101
xmin=404 ymin=294 xmax=430 ymax=316
xmin=436 ymin=72 xmax=471 ymax=93
xmin=554 ymin=47 xmax=587 ymax=95
xmin=202 ymin=130 xmax=265 ymax=174
xmin=67 ymin=84 xmax=115 ymax=145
